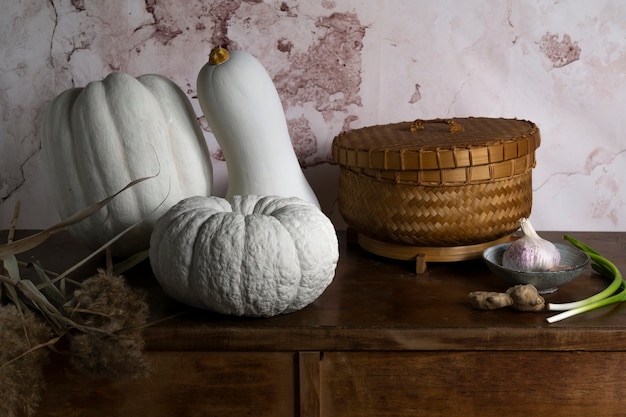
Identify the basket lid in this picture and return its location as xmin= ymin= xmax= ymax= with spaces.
xmin=332 ymin=117 xmax=540 ymax=171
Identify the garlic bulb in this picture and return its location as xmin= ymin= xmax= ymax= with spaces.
xmin=502 ymin=217 xmax=561 ymax=272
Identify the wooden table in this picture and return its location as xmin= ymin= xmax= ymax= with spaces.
xmin=12 ymin=230 xmax=626 ymax=417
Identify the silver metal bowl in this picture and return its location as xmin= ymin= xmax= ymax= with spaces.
xmin=482 ymin=243 xmax=590 ymax=294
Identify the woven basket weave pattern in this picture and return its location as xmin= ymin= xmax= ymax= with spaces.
xmin=332 ymin=118 xmax=539 ymax=249
xmin=338 ymin=169 xmax=532 ymax=247
xmin=348 ymin=152 xmax=535 ymax=186
xmin=332 ymin=118 xmax=540 ymax=171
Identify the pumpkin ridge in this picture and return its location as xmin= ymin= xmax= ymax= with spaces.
xmin=76 ymin=79 xmax=120 ymax=245
xmin=56 ymin=89 xmax=90 ymax=226
xmin=103 ymin=74 xmax=149 ymax=246
xmin=198 ymin=210 xmax=245 ymax=313
xmin=241 ymin=214 xmax=300 ymax=316
xmin=150 ymin=196 xmax=224 ymax=308
xmin=43 ymin=72 xmax=214 ymax=257
xmin=138 ymin=74 xmax=213 ymax=198
xmin=189 ymin=214 xmax=212 ymax=309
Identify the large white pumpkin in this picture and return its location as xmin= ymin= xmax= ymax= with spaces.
xmin=149 ymin=195 xmax=339 ymax=317
xmin=41 ymin=72 xmax=213 ymax=257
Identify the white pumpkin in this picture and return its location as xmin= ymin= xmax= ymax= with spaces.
xmin=41 ymin=72 xmax=213 ymax=257
xmin=149 ymin=195 xmax=338 ymax=317
xmin=196 ymin=46 xmax=319 ymax=208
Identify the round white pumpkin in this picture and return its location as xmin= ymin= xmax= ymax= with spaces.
xmin=149 ymin=195 xmax=339 ymax=317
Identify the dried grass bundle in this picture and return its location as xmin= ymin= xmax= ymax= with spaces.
xmin=68 ymin=270 xmax=150 ymax=379
xmin=0 ymin=178 xmax=155 ymax=415
xmin=0 ymin=305 xmax=52 ymax=417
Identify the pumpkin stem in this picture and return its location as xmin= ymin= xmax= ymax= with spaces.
xmin=209 ymin=46 xmax=230 ymax=65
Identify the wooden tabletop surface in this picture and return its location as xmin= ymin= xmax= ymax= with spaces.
xmin=7 ymin=229 xmax=626 ymax=353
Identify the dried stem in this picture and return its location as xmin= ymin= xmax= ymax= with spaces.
xmin=7 ymin=201 xmax=20 ymax=243
xmin=0 ymin=177 xmax=158 ymax=416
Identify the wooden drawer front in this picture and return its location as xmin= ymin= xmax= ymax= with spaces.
xmin=320 ymin=351 xmax=626 ymax=417
xmin=38 ymin=351 xmax=296 ymax=417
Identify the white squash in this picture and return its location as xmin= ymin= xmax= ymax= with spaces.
xmin=196 ymin=46 xmax=319 ymax=208
xmin=41 ymin=72 xmax=213 ymax=257
xmin=149 ymin=195 xmax=338 ymax=317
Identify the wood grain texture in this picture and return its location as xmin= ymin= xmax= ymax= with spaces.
xmin=9 ymin=230 xmax=626 ymax=352
xmin=320 ymin=351 xmax=626 ymax=417
xmin=298 ymin=352 xmax=321 ymax=417
xmin=37 ymin=351 xmax=297 ymax=417
xmin=134 ymin=230 xmax=626 ymax=352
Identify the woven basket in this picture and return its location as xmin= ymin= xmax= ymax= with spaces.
xmin=332 ymin=117 xmax=540 ymax=261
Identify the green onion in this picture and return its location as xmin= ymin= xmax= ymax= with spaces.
xmin=546 ymin=235 xmax=626 ymax=323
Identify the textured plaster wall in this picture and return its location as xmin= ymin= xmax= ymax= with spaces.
xmin=1 ymin=0 xmax=625 ymax=232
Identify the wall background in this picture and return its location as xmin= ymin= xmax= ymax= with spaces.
xmin=1 ymin=0 xmax=625 ymax=232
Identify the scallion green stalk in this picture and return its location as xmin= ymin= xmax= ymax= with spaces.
xmin=546 ymin=235 xmax=626 ymax=323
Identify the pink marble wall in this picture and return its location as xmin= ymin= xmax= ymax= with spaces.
xmin=1 ymin=1 xmax=625 ymax=231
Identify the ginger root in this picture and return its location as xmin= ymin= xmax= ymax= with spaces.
xmin=506 ymin=284 xmax=545 ymax=311
xmin=469 ymin=284 xmax=545 ymax=312
xmin=468 ymin=291 xmax=513 ymax=310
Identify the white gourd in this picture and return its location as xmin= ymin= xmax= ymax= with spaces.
xmin=196 ymin=46 xmax=319 ymax=208
xmin=41 ymin=72 xmax=213 ymax=257
xmin=149 ymin=195 xmax=338 ymax=317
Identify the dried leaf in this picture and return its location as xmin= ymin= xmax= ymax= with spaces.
xmin=48 ymin=217 xmax=152 ymax=287
xmin=0 ymin=335 xmax=62 ymax=370
xmin=0 ymin=276 xmax=26 ymax=311
xmin=31 ymin=261 xmax=67 ymax=308
xmin=0 ymin=175 xmax=154 ymax=258
xmin=2 ymin=255 xmax=20 ymax=284
xmin=112 ymin=249 xmax=149 ymax=277
xmin=7 ymin=201 xmax=20 ymax=243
